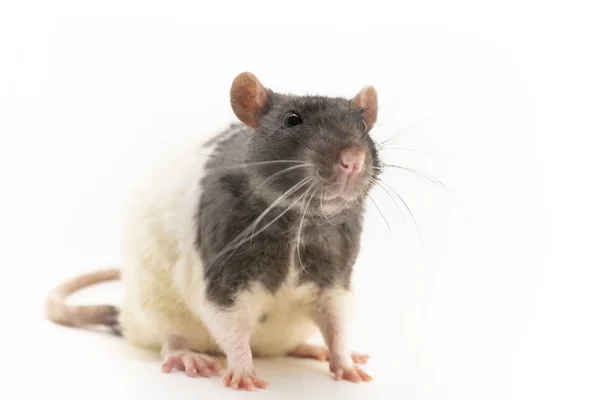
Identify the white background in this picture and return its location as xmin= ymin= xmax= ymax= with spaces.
xmin=1 ymin=1 xmax=599 ymax=399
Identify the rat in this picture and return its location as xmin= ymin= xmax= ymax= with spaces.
xmin=45 ymin=71 xmax=381 ymax=391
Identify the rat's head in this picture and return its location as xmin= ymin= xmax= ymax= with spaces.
xmin=230 ymin=72 xmax=381 ymax=214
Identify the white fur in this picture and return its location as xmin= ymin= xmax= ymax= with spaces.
xmin=117 ymin=134 xmax=351 ymax=361
xmin=315 ymin=289 xmax=355 ymax=368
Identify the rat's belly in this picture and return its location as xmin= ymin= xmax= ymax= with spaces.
xmin=249 ymin=299 xmax=320 ymax=357
xmin=247 ymin=271 xmax=322 ymax=357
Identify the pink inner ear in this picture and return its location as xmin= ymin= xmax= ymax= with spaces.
xmin=352 ymin=86 xmax=378 ymax=130
xmin=230 ymin=72 xmax=270 ymax=128
xmin=254 ymin=85 xmax=269 ymax=115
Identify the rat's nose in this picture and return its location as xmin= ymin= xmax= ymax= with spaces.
xmin=338 ymin=148 xmax=366 ymax=176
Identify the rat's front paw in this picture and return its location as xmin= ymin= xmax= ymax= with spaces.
xmin=329 ymin=358 xmax=372 ymax=383
xmin=223 ymin=368 xmax=269 ymax=391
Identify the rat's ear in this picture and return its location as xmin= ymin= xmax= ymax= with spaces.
xmin=351 ymin=85 xmax=378 ymax=131
xmin=230 ymin=72 xmax=271 ymax=128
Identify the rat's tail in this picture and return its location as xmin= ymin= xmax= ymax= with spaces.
xmin=45 ymin=268 xmax=122 ymax=335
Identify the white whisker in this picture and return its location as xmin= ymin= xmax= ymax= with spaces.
xmin=378 ymin=163 xmax=466 ymax=217
xmin=371 ymin=178 xmax=407 ymax=229
xmin=247 ymin=164 xmax=313 ymax=201
xmin=376 ymin=112 xmax=440 ymax=149
xmin=249 ymin=173 xmax=312 ymax=242
xmin=320 ymin=190 xmax=337 ymax=226
xmin=381 ymin=164 xmax=446 ymax=188
xmin=246 ymin=182 xmax=315 ymax=249
xmin=296 ymin=189 xmax=317 ymax=275
xmin=205 ymin=159 xmax=311 ymax=173
xmin=209 ymin=177 xmax=312 ymax=269
xmin=368 ymin=193 xmax=390 ymax=231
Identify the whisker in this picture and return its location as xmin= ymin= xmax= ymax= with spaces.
xmin=379 ymin=147 xmax=447 ymax=156
xmin=377 ymin=180 xmax=422 ymax=245
xmin=381 ymin=164 xmax=446 ymax=188
xmin=371 ymin=178 xmax=407 ymax=228
xmin=378 ymin=163 xmax=465 ymax=217
xmin=245 ymin=176 xmax=312 ymax=246
xmin=247 ymin=182 xmax=315 ymax=250
xmin=376 ymin=112 xmax=440 ymax=149
xmin=247 ymin=164 xmax=313 ymax=204
xmin=320 ymin=190 xmax=337 ymax=226
xmin=315 ymin=169 xmax=334 ymax=184
xmin=397 ymin=167 xmax=468 ymax=221
xmin=297 ymin=189 xmax=317 ymax=275
xmin=209 ymin=177 xmax=312 ymax=269
xmin=367 ymin=193 xmax=391 ymax=232
xmin=247 ymin=170 xmax=311 ymax=244
xmin=203 ymin=159 xmax=310 ymax=173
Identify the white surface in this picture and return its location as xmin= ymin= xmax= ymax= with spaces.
xmin=2 ymin=1 xmax=599 ymax=399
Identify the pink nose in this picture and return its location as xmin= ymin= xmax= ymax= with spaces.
xmin=338 ymin=148 xmax=366 ymax=175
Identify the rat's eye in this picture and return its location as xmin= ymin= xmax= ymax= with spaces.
xmin=360 ymin=118 xmax=368 ymax=133
xmin=283 ymin=112 xmax=303 ymax=128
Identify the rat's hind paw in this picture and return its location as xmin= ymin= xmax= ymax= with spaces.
xmin=288 ymin=343 xmax=330 ymax=361
xmin=161 ymin=350 xmax=222 ymax=378
xmin=288 ymin=343 xmax=370 ymax=364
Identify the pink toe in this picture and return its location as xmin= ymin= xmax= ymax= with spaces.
xmin=161 ymin=362 xmax=172 ymax=373
xmin=182 ymin=358 xmax=196 ymax=377
xmin=241 ymin=377 xmax=255 ymax=391
xmin=346 ymin=371 xmax=361 ymax=383
xmin=253 ymin=377 xmax=269 ymax=389
xmin=334 ymin=369 xmax=343 ymax=380
xmin=223 ymin=373 xmax=232 ymax=386
xmin=192 ymin=360 xmax=207 ymax=377
xmin=357 ymin=368 xmax=372 ymax=381
xmin=231 ymin=377 xmax=240 ymax=390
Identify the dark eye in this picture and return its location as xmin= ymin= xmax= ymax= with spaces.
xmin=360 ymin=118 xmax=368 ymax=133
xmin=283 ymin=112 xmax=303 ymax=128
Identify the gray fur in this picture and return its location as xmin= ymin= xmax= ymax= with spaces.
xmin=195 ymin=93 xmax=380 ymax=307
